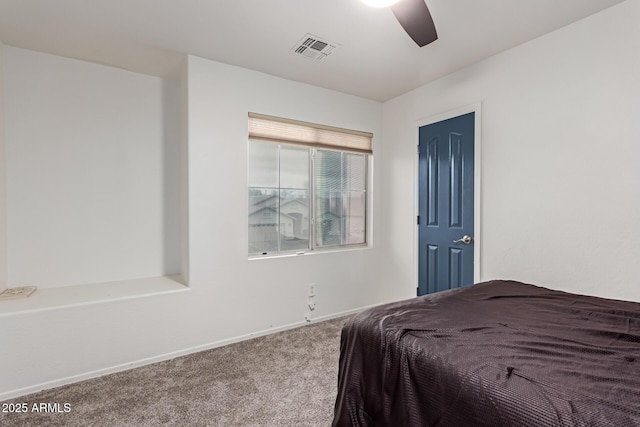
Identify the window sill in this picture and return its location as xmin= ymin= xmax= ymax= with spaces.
xmin=248 ymin=244 xmax=370 ymax=261
xmin=0 ymin=275 xmax=188 ymax=316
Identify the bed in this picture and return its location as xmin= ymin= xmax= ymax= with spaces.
xmin=332 ymin=280 xmax=640 ymax=426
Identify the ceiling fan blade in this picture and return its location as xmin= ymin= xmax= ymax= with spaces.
xmin=391 ymin=0 xmax=438 ymax=47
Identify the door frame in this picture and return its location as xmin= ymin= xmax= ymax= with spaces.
xmin=414 ymin=103 xmax=482 ymax=290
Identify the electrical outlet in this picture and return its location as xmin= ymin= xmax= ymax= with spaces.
xmin=308 ymin=283 xmax=316 ymax=297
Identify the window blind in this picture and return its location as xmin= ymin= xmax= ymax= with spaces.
xmin=248 ymin=113 xmax=373 ymax=154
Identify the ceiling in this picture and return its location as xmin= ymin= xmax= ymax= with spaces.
xmin=0 ymin=0 xmax=626 ymax=101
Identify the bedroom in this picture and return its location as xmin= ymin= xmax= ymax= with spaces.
xmin=0 ymin=0 xmax=639 ymax=425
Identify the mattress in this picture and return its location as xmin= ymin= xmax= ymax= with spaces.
xmin=332 ymin=280 xmax=640 ymax=426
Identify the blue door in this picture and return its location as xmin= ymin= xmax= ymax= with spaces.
xmin=418 ymin=112 xmax=474 ymax=295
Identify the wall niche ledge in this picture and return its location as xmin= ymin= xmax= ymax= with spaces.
xmin=0 ymin=276 xmax=188 ymax=316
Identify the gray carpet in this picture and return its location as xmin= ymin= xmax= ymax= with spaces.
xmin=0 ymin=316 xmax=348 ymax=426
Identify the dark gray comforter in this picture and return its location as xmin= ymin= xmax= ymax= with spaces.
xmin=332 ymin=280 xmax=640 ymax=426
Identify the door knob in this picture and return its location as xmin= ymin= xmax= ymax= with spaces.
xmin=453 ymin=235 xmax=472 ymax=245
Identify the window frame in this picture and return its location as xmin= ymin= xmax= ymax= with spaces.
xmin=248 ymin=140 xmax=369 ymax=258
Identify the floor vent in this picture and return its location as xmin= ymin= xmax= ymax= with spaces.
xmin=290 ymin=34 xmax=339 ymax=61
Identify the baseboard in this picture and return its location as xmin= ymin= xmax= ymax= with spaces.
xmin=0 ymin=302 xmax=381 ymax=401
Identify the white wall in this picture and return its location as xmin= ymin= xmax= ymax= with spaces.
xmin=4 ymin=0 xmax=638 ymax=399
xmin=186 ymin=55 xmax=384 ymax=320
xmin=3 ymin=47 xmax=182 ymax=288
xmin=0 ymin=41 xmax=6 ymax=289
xmin=0 ymin=54 xmax=383 ymax=398
xmin=380 ymin=0 xmax=640 ymax=302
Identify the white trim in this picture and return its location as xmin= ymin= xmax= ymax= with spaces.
xmin=248 ymin=244 xmax=372 ymax=261
xmin=0 ymin=302 xmax=380 ymax=401
xmin=414 ymin=102 xmax=482 ymax=288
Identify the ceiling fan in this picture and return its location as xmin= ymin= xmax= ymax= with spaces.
xmin=361 ymin=0 xmax=438 ymax=47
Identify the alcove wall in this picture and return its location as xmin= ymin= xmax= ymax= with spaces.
xmin=2 ymin=46 xmax=186 ymax=292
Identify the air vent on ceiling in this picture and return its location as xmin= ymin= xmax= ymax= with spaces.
xmin=290 ymin=34 xmax=340 ymax=61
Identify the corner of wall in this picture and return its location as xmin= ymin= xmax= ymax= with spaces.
xmin=0 ymin=40 xmax=7 ymax=290
xmin=179 ymin=57 xmax=189 ymax=286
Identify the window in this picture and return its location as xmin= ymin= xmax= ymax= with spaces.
xmin=248 ymin=113 xmax=372 ymax=256
xmin=315 ymin=150 xmax=367 ymax=247
xmin=248 ymin=142 xmax=310 ymax=253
